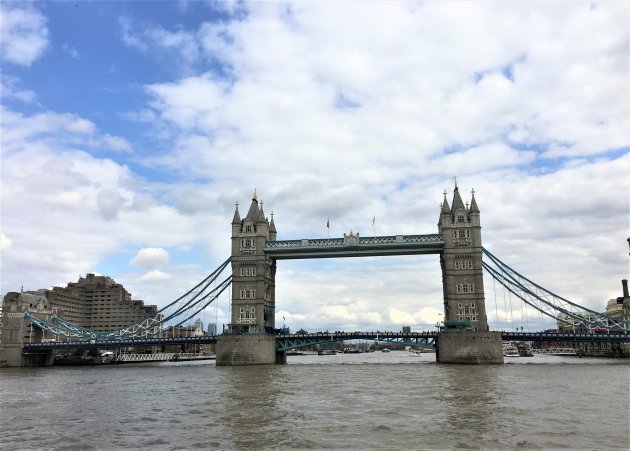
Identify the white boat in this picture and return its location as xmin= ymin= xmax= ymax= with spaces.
xmin=503 ymin=343 xmax=520 ymax=357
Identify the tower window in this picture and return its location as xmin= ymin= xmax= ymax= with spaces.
xmin=239 ymin=289 xmax=256 ymax=299
xmin=456 ymin=284 xmax=474 ymax=294
xmin=241 ymin=238 xmax=255 ymax=248
xmin=240 ymin=267 xmax=257 ymax=277
xmin=457 ymin=214 xmax=465 ymax=223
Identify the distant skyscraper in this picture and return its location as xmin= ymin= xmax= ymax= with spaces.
xmin=194 ymin=318 xmax=203 ymax=331
xmin=207 ymin=323 xmax=217 ymax=335
xmin=402 ymin=326 xmax=411 ymax=334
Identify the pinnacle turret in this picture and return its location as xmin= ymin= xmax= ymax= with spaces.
xmin=451 ymin=185 xmax=466 ymax=212
xmin=441 ymin=190 xmax=451 ymax=214
xmin=469 ymin=189 xmax=480 ymax=214
xmin=245 ymin=192 xmax=259 ymax=220
xmin=257 ymin=200 xmax=267 ymax=224
xmin=232 ymin=202 xmax=241 ymax=224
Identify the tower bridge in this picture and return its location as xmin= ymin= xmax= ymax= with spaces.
xmin=2 ymin=184 xmax=629 ymax=367
xmin=221 ymin=184 xmax=494 ymax=364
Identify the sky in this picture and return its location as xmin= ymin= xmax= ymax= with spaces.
xmin=1 ymin=0 xmax=628 ymax=333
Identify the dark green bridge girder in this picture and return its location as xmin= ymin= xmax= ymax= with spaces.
xmin=21 ymin=331 xmax=629 ymax=353
xmin=276 ymin=331 xmax=439 ymax=351
xmin=264 ymin=234 xmax=445 ymax=259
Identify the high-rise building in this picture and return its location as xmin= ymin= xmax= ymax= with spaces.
xmin=45 ymin=274 xmax=158 ymax=332
xmin=207 ymin=322 xmax=217 ymax=335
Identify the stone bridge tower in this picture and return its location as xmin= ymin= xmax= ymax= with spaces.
xmin=0 ymin=292 xmax=58 ymax=366
xmin=438 ymin=183 xmax=488 ymax=331
xmin=228 ymin=191 xmax=277 ymax=335
xmin=216 ymin=191 xmax=280 ymax=365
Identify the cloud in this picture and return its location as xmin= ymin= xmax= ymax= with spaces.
xmin=97 ymin=188 xmax=127 ymax=220
xmin=0 ymin=74 xmax=36 ymax=103
xmin=0 ymin=4 xmax=49 ymax=66
xmin=61 ymin=43 xmax=79 ymax=59
xmin=1 ymin=2 xmax=628 ymax=334
xmin=0 ymin=233 xmax=13 ymax=250
xmin=130 ymin=248 xmax=170 ymax=270
xmin=101 ymin=134 xmax=132 ymax=152
xmin=138 ymin=270 xmax=171 ymax=282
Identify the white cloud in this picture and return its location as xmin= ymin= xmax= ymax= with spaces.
xmin=97 ymin=188 xmax=127 ymax=220
xmin=61 ymin=43 xmax=79 ymax=59
xmin=101 ymin=134 xmax=132 ymax=152
xmin=0 ymin=4 xmax=49 ymax=66
xmin=138 ymin=270 xmax=171 ymax=282
xmin=130 ymin=248 xmax=170 ymax=270
xmin=0 ymin=74 xmax=36 ymax=103
xmin=0 ymin=233 xmax=13 ymax=250
xmin=1 ymin=2 xmax=628 ymax=334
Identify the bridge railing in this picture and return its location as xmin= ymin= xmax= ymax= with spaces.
xmin=265 ymin=234 xmax=444 ymax=250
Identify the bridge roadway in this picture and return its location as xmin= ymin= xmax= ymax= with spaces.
xmin=22 ymin=330 xmax=629 ymax=352
xmin=264 ymin=234 xmax=445 ymax=259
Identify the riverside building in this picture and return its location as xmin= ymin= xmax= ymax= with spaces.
xmin=44 ymin=273 xmax=158 ymax=332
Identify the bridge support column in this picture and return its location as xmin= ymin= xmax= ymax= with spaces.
xmin=215 ymin=335 xmax=277 ymax=366
xmin=436 ymin=331 xmax=503 ymax=364
xmin=0 ymin=345 xmax=54 ymax=367
xmin=0 ymin=292 xmax=59 ymax=367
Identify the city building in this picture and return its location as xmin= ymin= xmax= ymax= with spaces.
xmin=44 ymin=273 xmax=158 ymax=332
xmin=164 ymin=323 xmax=205 ymax=338
xmin=207 ymin=322 xmax=217 ymax=335
xmin=557 ymin=311 xmax=600 ymax=333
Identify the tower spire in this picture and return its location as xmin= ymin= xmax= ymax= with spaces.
xmin=231 ymin=201 xmax=241 ymax=224
xmin=469 ymin=188 xmax=480 ymax=213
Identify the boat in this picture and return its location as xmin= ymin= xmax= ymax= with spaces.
xmin=503 ymin=343 xmax=520 ymax=357
xmin=516 ymin=342 xmax=534 ymax=357
xmin=54 ymin=350 xmax=115 ymax=365
xmin=381 ymin=348 xmax=391 ymax=352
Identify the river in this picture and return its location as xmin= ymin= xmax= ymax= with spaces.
xmin=1 ymin=352 xmax=628 ymax=450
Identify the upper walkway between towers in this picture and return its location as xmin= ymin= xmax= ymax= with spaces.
xmin=264 ymin=233 xmax=445 ymax=259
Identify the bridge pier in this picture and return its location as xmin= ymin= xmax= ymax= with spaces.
xmin=215 ymin=335 xmax=278 ymax=366
xmin=436 ymin=331 xmax=503 ymax=364
xmin=0 ymin=292 xmax=59 ymax=367
xmin=0 ymin=345 xmax=54 ymax=367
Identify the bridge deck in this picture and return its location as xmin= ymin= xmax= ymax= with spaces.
xmin=21 ymin=330 xmax=628 ymax=352
xmin=264 ymin=234 xmax=445 ymax=259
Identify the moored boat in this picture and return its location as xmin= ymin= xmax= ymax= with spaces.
xmin=503 ymin=343 xmax=520 ymax=357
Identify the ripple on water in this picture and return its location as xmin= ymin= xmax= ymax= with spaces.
xmin=1 ymin=355 xmax=628 ymax=450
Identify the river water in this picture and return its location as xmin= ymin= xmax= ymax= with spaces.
xmin=1 ymin=352 xmax=628 ymax=450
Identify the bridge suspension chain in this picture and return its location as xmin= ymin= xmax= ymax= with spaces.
xmin=482 ymin=248 xmax=629 ymax=332
xmin=25 ymin=257 xmax=233 ymax=341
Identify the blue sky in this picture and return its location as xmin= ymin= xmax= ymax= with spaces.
xmin=1 ymin=0 xmax=628 ymax=333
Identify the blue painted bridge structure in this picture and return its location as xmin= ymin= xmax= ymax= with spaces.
xmin=22 ymin=330 xmax=630 ymax=354
xmin=8 ymin=186 xmax=629 ymax=367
